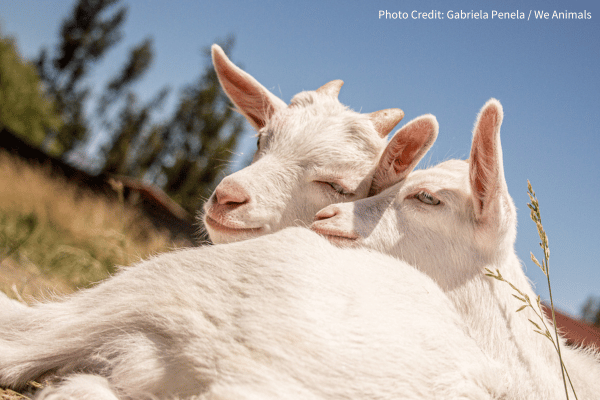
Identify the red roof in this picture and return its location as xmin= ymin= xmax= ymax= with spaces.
xmin=542 ymin=304 xmax=600 ymax=349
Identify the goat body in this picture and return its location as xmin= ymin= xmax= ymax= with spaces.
xmin=312 ymin=99 xmax=600 ymax=399
xmin=1 ymin=228 xmax=503 ymax=399
xmin=1 ymin=45 xmax=455 ymax=399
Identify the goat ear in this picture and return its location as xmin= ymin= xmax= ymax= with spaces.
xmin=369 ymin=114 xmax=438 ymax=196
xmin=369 ymin=108 xmax=405 ymax=138
xmin=469 ymin=98 xmax=506 ymax=220
xmin=212 ymin=44 xmax=287 ymax=130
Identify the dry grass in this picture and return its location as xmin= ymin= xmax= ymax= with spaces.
xmin=485 ymin=182 xmax=577 ymax=400
xmin=0 ymin=150 xmax=186 ymax=300
xmin=0 ymin=381 xmax=42 ymax=400
xmin=0 ymin=151 xmax=189 ymax=398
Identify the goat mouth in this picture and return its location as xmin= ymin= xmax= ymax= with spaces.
xmin=311 ymin=227 xmax=359 ymax=245
xmin=204 ymin=215 xmax=263 ymax=235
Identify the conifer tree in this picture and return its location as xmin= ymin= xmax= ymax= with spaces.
xmin=35 ymin=0 xmax=129 ymax=155
xmin=146 ymin=38 xmax=245 ymax=213
xmin=581 ymin=296 xmax=600 ymax=328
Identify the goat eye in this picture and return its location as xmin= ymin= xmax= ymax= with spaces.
xmin=415 ymin=191 xmax=440 ymax=205
xmin=329 ymin=182 xmax=348 ymax=194
xmin=319 ymin=181 xmax=351 ymax=195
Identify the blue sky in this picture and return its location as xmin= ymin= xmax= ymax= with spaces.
xmin=0 ymin=0 xmax=598 ymax=317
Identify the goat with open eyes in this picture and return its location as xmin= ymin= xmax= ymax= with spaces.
xmin=312 ymin=99 xmax=600 ymax=399
xmin=0 ymin=113 xmax=507 ymax=399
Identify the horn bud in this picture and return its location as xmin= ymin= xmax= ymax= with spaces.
xmin=369 ymin=108 xmax=405 ymax=138
xmin=316 ymin=80 xmax=344 ymax=98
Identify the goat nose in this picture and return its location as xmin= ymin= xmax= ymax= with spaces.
xmin=314 ymin=206 xmax=340 ymax=221
xmin=214 ymin=182 xmax=250 ymax=206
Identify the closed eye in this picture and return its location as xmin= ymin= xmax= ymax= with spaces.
xmin=318 ymin=181 xmax=353 ymax=196
xmin=414 ymin=191 xmax=441 ymax=205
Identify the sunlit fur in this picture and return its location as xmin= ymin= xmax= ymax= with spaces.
xmin=312 ymin=99 xmax=600 ymax=399
xmin=202 ymin=45 xmax=406 ymax=244
xmin=0 ymin=228 xmax=507 ymax=399
xmin=203 ymin=91 xmax=386 ymax=244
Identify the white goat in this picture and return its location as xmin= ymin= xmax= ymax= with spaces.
xmin=311 ymin=99 xmax=600 ymax=399
xmin=203 ymin=45 xmax=407 ymax=244
xmin=0 ymin=116 xmax=509 ymax=399
xmin=0 ymin=237 xmax=506 ymax=399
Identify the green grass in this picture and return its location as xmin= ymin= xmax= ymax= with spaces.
xmin=1 ymin=208 xmax=133 ymax=298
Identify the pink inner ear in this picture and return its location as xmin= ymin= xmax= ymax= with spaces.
xmin=222 ymin=79 xmax=255 ymax=105
xmin=218 ymin=74 xmax=270 ymax=128
xmin=390 ymin=119 xmax=434 ymax=172
xmin=470 ymin=105 xmax=500 ymax=216
xmin=470 ymin=145 xmax=486 ymax=214
xmin=369 ymin=115 xmax=437 ymax=196
xmin=213 ymin=48 xmax=279 ymax=129
xmin=393 ymin=142 xmax=420 ymax=174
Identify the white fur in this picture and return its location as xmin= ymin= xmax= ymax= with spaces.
xmin=1 ymin=48 xmax=457 ymax=399
xmin=0 ymin=228 xmax=506 ymax=399
xmin=312 ymin=99 xmax=600 ymax=399
xmin=0 ymin=291 xmax=28 ymax=311
xmin=203 ymin=45 xmax=406 ymax=244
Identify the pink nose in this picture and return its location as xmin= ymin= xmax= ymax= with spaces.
xmin=313 ymin=206 xmax=340 ymax=221
xmin=214 ymin=181 xmax=250 ymax=208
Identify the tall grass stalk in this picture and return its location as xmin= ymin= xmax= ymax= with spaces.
xmin=485 ymin=181 xmax=577 ymax=400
